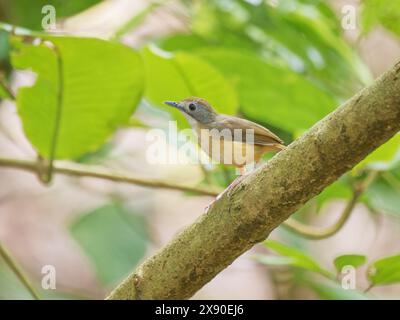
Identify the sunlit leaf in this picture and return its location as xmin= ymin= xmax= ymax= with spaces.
xmin=70 ymin=203 xmax=148 ymax=285
xmin=367 ymin=254 xmax=400 ymax=286
xmin=11 ymin=35 xmax=143 ymax=159
xmin=334 ymin=254 xmax=367 ymax=273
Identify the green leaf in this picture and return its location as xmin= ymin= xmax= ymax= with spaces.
xmin=361 ymin=0 xmax=400 ymax=36
xmin=367 ymin=254 xmax=400 ymax=286
xmin=356 ymin=134 xmax=400 ymax=171
xmin=141 ymin=46 xmax=238 ymax=128
xmin=364 ymin=177 xmax=400 ymax=216
xmin=334 ymin=254 xmax=367 ymax=273
xmin=197 ymin=49 xmax=336 ymax=132
xmin=263 ymin=240 xmax=333 ymax=278
xmin=70 ymin=203 xmax=148 ymax=285
xmin=11 ymin=35 xmax=143 ymax=159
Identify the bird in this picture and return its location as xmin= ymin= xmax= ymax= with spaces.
xmin=164 ymin=97 xmax=285 ymax=179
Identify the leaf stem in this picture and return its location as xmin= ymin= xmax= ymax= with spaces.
xmin=36 ymin=41 xmax=64 ymax=184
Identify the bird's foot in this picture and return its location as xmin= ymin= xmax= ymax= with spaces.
xmin=205 ymin=172 xmax=248 ymax=212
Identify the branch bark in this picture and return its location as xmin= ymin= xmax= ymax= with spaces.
xmin=107 ymin=60 xmax=400 ymax=300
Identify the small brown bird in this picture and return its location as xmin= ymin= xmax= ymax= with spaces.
xmin=165 ymin=97 xmax=285 ymax=177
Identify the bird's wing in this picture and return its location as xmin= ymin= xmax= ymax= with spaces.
xmin=210 ymin=115 xmax=284 ymax=146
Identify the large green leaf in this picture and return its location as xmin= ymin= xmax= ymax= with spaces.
xmin=141 ymin=47 xmax=238 ymax=128
xmin=11 ymin=35 xmax=143 ymax=159
xmin=70 ymin=203 xmax=148 ymax=285
xmin=263 ymin=240 xmax=333 ymax=278
xmin=334 ymin=254 xmax=367 ymax=273
xmin=197 ymin=49 xmax=336 ymax=132
xmin=367 ymin=254 xmax=400 ymax=286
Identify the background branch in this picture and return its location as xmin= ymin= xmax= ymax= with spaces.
xmin=0 ymin=157 xmax=220 ymax=196
xmin=106 ymin=60 xmax=400 ymax=299
xmin=0 ymin=243 xmax=40 ymax=300
xmin=283 ymin=171 xmax=378 ymax=239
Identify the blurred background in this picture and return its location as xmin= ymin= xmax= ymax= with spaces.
xmin=0 ymin=0 xmax=399 ymax=299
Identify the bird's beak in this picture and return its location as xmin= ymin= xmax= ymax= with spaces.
xmin=164 ymin=101 xmax=183 ymax=111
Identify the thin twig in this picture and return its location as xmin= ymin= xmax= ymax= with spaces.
xmin=0 ymin=156 xmax=221 ymax=196
xmin=0 ymin=79 xmax=15 ymax=100
xmin=283 ymin=171 xmax=378 ymax=240
xmin=283 ymin=191 xmax=361 ymax=240
xmin=364 ymin=283 xmax=374 ymax=293
xmin=34 ymin=41 xmax=64 ymax=184
xmin=0 ymin=243 xmax=40 ymax=300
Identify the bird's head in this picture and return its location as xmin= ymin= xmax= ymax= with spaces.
xmin=164 ymin=97 xmax=217 ymax=124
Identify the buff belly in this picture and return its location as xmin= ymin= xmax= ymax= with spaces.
xmin=197 ymin=134 xmax=271 ymax=167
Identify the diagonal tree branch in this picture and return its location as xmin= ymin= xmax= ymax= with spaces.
xmin=107 ymin=60 xmax=400 ymax=300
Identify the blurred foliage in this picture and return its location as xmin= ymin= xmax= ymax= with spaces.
xmin=260 ymin=239 xmax=400 ymax=293
xmin=334 ymin=254 xmax=367 ymax=273
xmin=361 ymin=0 xmax=400 ymax=37
xmin=306 ymin=279 xmax=368 ymax=300
xmin=260 ymin=240 xmax=334 ymax=279
xmin=365 ymin=175 xmax=400 ymax=216
xmin=0 ymin=0 xmax=399 ymax=300
xmin=0 ymin=0 xmax=103 ymax=30
xmin=310 ymin=175 xmax=352 ymax=209
xmin=70 ymin=202 xmax=148 ymax=286
xmin=142 ymin=46 xmax=238 ymax=128
xmin=367 ymin=254 xmax=400 ymax=287
xmin=355 ymin=134 xmax=400 ymax=171
xmin=196 ymin=49 xmax=336 ymax=132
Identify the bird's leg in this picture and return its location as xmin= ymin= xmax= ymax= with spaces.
xmin=204 ymin=167 xmax=248 ymax=213
xmin=226 ymin=166 xmax=247 ymax=197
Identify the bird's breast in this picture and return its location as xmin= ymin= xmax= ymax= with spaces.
xmin=192 ymin=127 xmax=266 ymax=167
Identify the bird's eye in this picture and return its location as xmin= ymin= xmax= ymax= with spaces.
xmin=188 ymin=103 xmax=196 ymax=111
